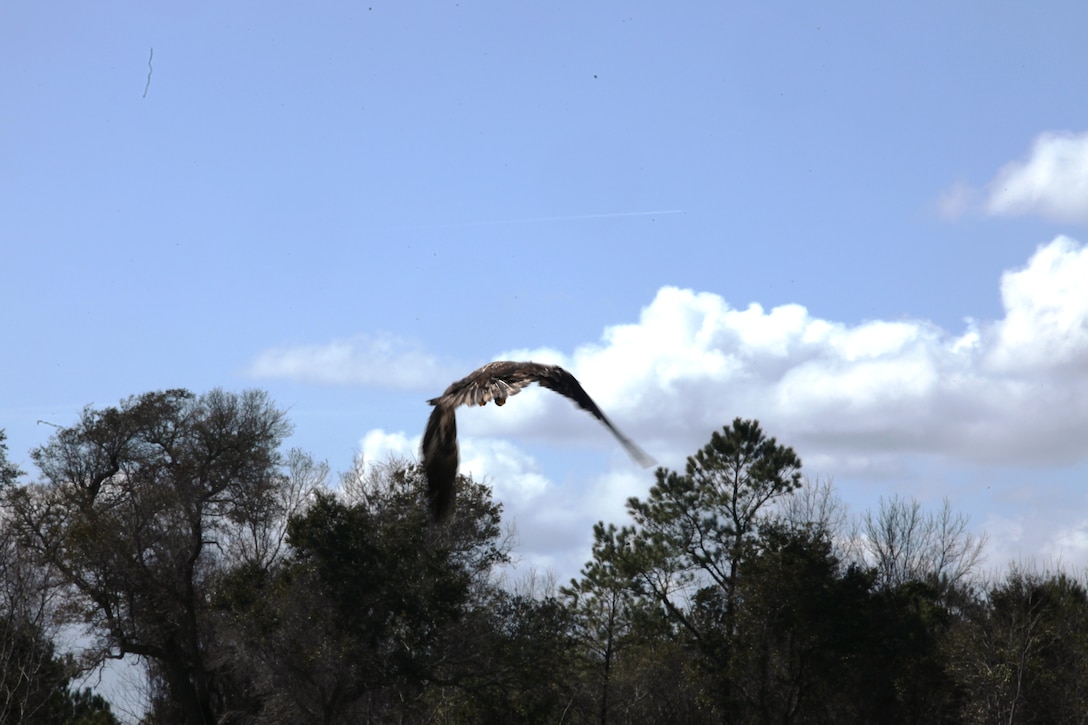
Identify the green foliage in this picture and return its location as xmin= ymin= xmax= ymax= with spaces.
xmin=563 ymin=522 xmax=655 ymax=724
xmin=5 ymin=390 xmax=291 ymax=725
xmin=565 ymin=420 xmax=990 ymax=723
xmin=722 ymin=523 xmax=865 ymax=719
xmin=628 ymin=417 xmax=802 ymax=582
xmin=215 ymin=487 xmax=472 ymax=721
xmin=209 ymin=461 xmax=583 ymax=723
xmin=439 ymin=591 xmax=580 ymax=724
xmin=0 ymin=430 xmax=21 ymax=488
xmin=59 ymin=687 xmax=121 ymax=725
xmin=2 ymin=428 xmax=120 ymax=723
xmin=614 ymin=419 xmax=804 ymax=652
xmin=0 ymin=615 xmax=72 ymax=723
xmin=0 ymin=588 xmax=119 ymax=724
xmin=951 ymin=568 xmax=1088 ymax=723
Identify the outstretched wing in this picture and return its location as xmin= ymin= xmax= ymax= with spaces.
xmin=533 ymin=365 xmax=656 ymax=469
xmin=421 ymin=360 xmax=655 ymax=522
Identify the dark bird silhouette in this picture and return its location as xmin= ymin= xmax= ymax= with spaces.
xmin=421 ymin=361 xmax=654 ymax=520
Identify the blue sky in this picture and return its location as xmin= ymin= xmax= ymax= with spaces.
xmin=5 ymin=1 xmax=1088 ymax=598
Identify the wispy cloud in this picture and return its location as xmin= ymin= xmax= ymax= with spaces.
xmin=384 ymin=209 xmax=684 ymax=232
xmin=247 ymin=334 xmax=453 ymax=390
xmin=935 ymin=180 xmax=980 ymax=220
xmin=938 ymin=130 xmax=1088 ymax=224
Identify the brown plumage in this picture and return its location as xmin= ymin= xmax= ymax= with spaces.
xmin=421 ymin=361 xmax=654 ymax=520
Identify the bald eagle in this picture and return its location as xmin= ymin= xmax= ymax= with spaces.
xmin=421 ymin=361 xmax=654 ymax=520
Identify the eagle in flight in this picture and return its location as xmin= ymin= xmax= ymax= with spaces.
xmin=421 ymin=361 xmax=655 ymax=520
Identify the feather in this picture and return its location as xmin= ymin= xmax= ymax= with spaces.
xmin=421 ymin=361 xmax=654 ymax=520
xmin=421 ymin=405 xmax=458 ymax=520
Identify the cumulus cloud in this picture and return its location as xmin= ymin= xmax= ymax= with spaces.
xmin=547 ymin=237 xmax=1088 ymax=468
xmin=985 ymin=131 xmax=1088 ymax=224
xmin=360 ymin=429 xmax=551 ymax=510
xmin=357 ymin=426 xmax=591 ymax=574
xmin=362 ymin=236 xmax=1088 ymax=475
xmin=315 ymin=237 xmax=1088 ymax=581
xmin=939 ymin=130 xmax=1088 ymax=224
xmin=459 ymin=237 xmax=1088 ymax=479
xmin=988 ymin=235 xmax=1088 ymax=373
xmin=358 ymin=428 xmax=416 ymax=464
xmin=248 ymin=333 xmax=452 ymax=389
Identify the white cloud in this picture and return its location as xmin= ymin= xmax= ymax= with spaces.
xmin=357 ymin=427 xmax=551 ymax=510
xmin=358 ymin=237 xmax=1088 ymax=474
xmin=935 ymin=181 xmax=980 ymax=220
xmin=459 ymin=438 xmax=550 ymax=506
xmin=988 ymin=235 xmax=1088 ymax=374
xmin=356 ymin=425 xmax=593 ymax=575
xmin=985 ymin=131 xmax=1088 ymax=224
xmin=939 ymin=130 xmax=1088 ymax=224
xmin=247 ymin=333 xmax=452 ymax=389
xmin=983 ymin=489 xmax=1088 ymax=575
xmin=1041 ymin=519 xmax=1088 ymax=566
xmin=306 ymin=237 xmax=1088 ymax=582
xmin=549 ymin=237 xmax=1088 ymax=468
xmin=358 ymin=429 xmax=416 ymax=465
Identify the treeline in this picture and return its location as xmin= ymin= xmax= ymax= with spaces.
xmin=2 ymin=389 xmax=1087 ymax=724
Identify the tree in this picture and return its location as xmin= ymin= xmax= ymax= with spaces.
xmin=4 ymin=389 xmax=292 ymax=725
xmin=951 ymin=568 xmax=1088 ymax=723
xmin=1 ymin=429 xmax=119 ymax=724
xmin=566 ymin=521 xmax=722 ymax=725
xmin=774 ymin=475 xmax=852 ymax=556
xmin=212 ymin=460 xmax=523 ymax=723
xmin=0 ymin=531 xmax=74 ymax=723
xmin=1 ymin=429 xmax=61 ymax=722
xmin=714 ymin=522 xmax=877 ymax=722
xmin=0 ymin=430 xmax=19 ymax=489
xmin=442 ymin=589 xmax=580 ymax=724
xmin=863 ymin=495 xmax=986 ymax=595
xmin=563 ymin=522 xmax=658 ymax=725
xmin=567 ymin=421 xmax=987 ymax=722
xmin=564 ymin=420 xmax=804 ymax=721
xmin=619 ymin=419 xmax=801 ymax=647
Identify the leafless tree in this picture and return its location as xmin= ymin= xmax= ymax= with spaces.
xmin=220 ymin=448 xmax=327 ymax=569
xmin=862 ymin=495 xmax=986 ymax=593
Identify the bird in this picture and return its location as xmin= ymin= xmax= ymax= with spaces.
xmin=421 ymin=360 xmax=654 ymax=521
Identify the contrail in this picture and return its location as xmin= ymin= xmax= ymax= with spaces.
xmin=143 ymin=47 xmax=154 ymax=98
xmin=388 ymin=209 xmax=684 ymax=231
xmin=482 ymin=209 xmax=685 ymax=225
